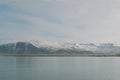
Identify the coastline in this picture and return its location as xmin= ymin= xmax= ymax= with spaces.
xmin=0 ymin=54 xmax=119 ymax=57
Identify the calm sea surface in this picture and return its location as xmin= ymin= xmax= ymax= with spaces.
xmin=0 ymin=56 xmax=120 ymax=80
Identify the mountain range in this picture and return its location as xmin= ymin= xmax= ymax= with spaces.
xmin=0 ymin=41 xmax=120 ymax=56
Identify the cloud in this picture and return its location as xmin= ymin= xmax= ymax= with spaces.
xmin=1 ymin=0 xmax=120 ymax=43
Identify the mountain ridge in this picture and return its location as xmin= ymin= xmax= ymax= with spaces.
xmin=0 ymin=41 xmax=120 ymax=56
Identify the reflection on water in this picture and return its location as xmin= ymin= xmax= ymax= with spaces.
xmin=0 ymin=57 xmax=120 ymax=80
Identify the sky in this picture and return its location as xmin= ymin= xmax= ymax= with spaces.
xmin=0 ymin=0 xmax=120 ymax=43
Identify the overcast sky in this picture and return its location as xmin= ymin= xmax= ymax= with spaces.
xmin=0 ymin=0 xmax=120 ymax=43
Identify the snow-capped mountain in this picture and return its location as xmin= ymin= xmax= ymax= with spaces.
xmin=0 ymin=41 xmax=120 ymax=55
xmin=29 ymin=41 xmax=97 ymax=51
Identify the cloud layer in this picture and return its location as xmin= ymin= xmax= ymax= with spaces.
xmin=1 ymin=0 xmax=120 ymax=43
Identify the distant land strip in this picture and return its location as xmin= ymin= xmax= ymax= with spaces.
xmin=0 ymin=54 xmax=120 ymax=57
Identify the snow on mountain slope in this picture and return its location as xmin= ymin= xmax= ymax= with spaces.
xmin=29 ymin=40 xmax=62 ymax=49
xmin=79 ymin=43 xmax=97 ymax=51
xmin=29 ymin=41 xmax=120 ymax=54
xmin=28 ymin=41 xmax=97 ymax=51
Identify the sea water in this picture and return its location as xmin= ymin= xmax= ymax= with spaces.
xmin=0 ymin=56 xmax=119 ymax=80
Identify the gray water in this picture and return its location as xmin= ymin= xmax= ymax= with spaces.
xmin=0 ymin=56 xmax=120 ymax=80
